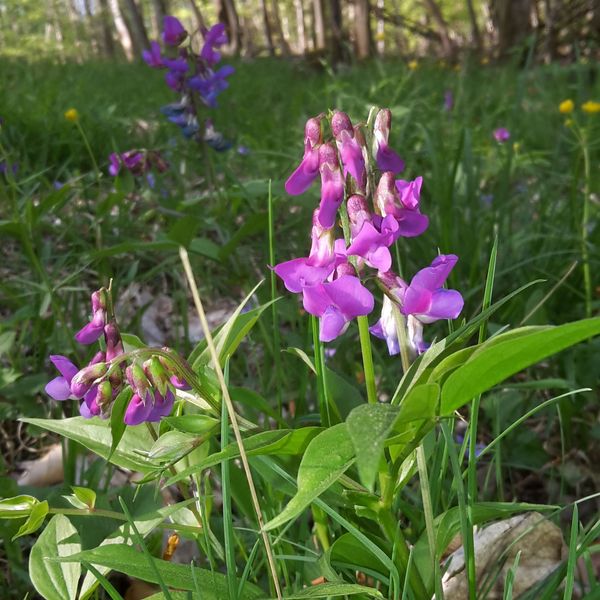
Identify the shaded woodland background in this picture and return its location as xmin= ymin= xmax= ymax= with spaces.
xmin=1 ymin=0 xmax=600 ymax=64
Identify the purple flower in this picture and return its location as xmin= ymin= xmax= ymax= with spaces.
xmin=493 ymin=127 xmax=510 ymax=143
xmin=188 ymin=65 xmax=234 ymax=107
xmin=165 ymin=69 xmax=185 ymax=91
xmin=331 ymin=111 xmax=366 ymax=189
xmin=200 ymin=23 xmax=228 ymax=65
xmin=401 ymin=255 xmax=464 ymax=323
xmin=375 ymin=172 xmax=429 ymax=238
xmin=45 ymin=355 xmax=79 ymax=400
xmin=108 ymin=153 xmax=120 ymax=176
xmin=162 ymin=16 xmax=187 ymax=46
xmin=142 ymin=40 xmax=163 ymax=68
xmin=285 ymin=116 xmax=322 ymax=196
xmin=74 ymin=289 xmax=107 ymax=345
xmin=373 ymin=109 xmax=405 ymax=174
xmin=317 ymin=143 xmax=344 ymax=229
xmin=162 ymin=57 xmax=188 ymax=73
xmin=274 ymin=210 xmax=338 ymax=292
xmin=444 ymin=90 xmax=454 ymax=112
xmin=346 ymin=214 xmax=398 ymax=273
xmin=369 ymin=296 xmax=400 ymax=355
xmin=147 ymin=389 xmax=175 ymax=421
xmin=302 ymin=275 xmax=374 ymax=342
xmin=124 ymin=392 xmax=154 ymax=426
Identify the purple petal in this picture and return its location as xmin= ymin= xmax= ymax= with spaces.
xmin=74 ymin=320 xmax=104 ymax=345
xmin=319 ymin=307 xmax=347 ymax=342
xmin=394 ymin=209 xmax=429 ymax=238
xmin=401 ymin=285 xmax=433 ymax=317
xmin=162 ymin=16 xmax=187 ymax=46
xmin=124 ymin=393 xmax=153 ymax=426
xmin=49 ymin=355 xmax=78 ymax=382
xmin=395 ymin=177 xmax=422 ymax=210
xmin=45 ymin=376 xmax=72 ymax=401
xmin=424 ymin=289 xmax=464 ymax=322
xmin=376 ymin=142 xmax=405 ymax=173
xmin=274 ymin=258 xmax=333 ymax=293
xmin=318 ymin=165 xmax=344 ymax=229
xmin=83 ymin=385 xmax=101 ymax=417
xmin=147 ymin=390 xmax=175 ymax=421
xmin=339 ymin=135 xmax=365 ymax=186
xmin=285 ymin=146 xmax=320 ymax=195
xmin=302 ymin=284 xmax=330 ymax=317
xmin=411 ymin=254 xmax=458 ymax=291
xmin=323 ymin=275 xmax=374 ymax=319
xmin=366 ymin=246 xmax=392 ymax=272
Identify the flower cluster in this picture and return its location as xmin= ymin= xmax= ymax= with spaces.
xmin=45 ymin=288 xmax=189 ymax=425
xmin=274 ymin=109 xmax=463 ymax=355
xmin=143 ymin=16 xmax=233 ymax=145
xmin=108 ymin=149 xmax=169 ymax=177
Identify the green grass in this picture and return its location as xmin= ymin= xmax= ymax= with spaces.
xmin=0 ymin=55 xmax=599 ymax=598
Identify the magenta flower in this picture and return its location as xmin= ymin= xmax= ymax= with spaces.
xmin=401 ymin=255 xmax=464 ymax=323
xmin=375 ymin=172 xmax=429 ymax=238
xmin=124 ymin=393 xmax=154 ymax=426
xmin=142 ymin=41 xmax=163 ymax=68
xmin=493 ymin=127 xmax=510 ymax=143
xmin=162 ymin=16 xmax=187 ymax=46
xmin=45 ymin=355 xmax=79 ymax=401
xmin=317 ymin=143 xmax=345 ymax=229
xmin=373 ymin=109 xmax=405 ymax=174
xmin=331 ymin=111 xmax=366 ymax=188
xmin=285 ymin=116 xmax=322 ymax=196
xmin=147 ymin=389 xmax=175 ymax=421
xmin=346 ymin=215 xmax=399 ymax=272
xmin=74 ymin=290 xmax=107 ymax=344
xmin=274 ymin=210 xmax=337 ymax=292
xmin=369 ymin=296 xmax=400 ymax=355
xmin=303 ymin=275 xmax=374 ymax=342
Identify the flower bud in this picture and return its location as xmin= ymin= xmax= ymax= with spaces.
xmin=126 ymin=363 xmax=152 ymax=398
xmin=158 ymin=350 xmax=191 ymax=390
xmin=91 ymin=289 xmax=108 ymax=314
xmin=346 ymin=194 xmax=371 ymax=237
xmin=374 ymin=172 xmax=399 ymax=216
xmin=104 ymin=321 xmax=124 ymax=362
xmin=305 ymin=116 xmax=323 ymax=148
xmin=143 ymin=357 xmax=169 ymax=396
xmin=70 ymin=362 xmax=108 ymax=398
xmin=331 ymin=111 xmax=353 ymax=138
xmin=95 ymin=380 xmax=114 ymax=412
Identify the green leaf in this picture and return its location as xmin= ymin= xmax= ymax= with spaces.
xmin=347 ymin=404 xmax=399 ymax=491
xmin=22 ymin=417 xmax=155 ymax=472
xmin=66 ymin=487 xmax=96 ymax=510
xmin=284 ymin=347 xmax=317 ymax=374
xmin=13 ymin=500 xmax=48 ymax=540
xmin=166 ymin=427 xmax=321 ymax=487
xmin=273 ymin=582 xmax=384 ymax=598
xmin=441 ymin=318 xmax=600 ymax=415
xmin=0 ymin=494 xmax=39 ymax=518
xmin=263 ymin=424 xmax=355 ymax=531
xmin=29 ymin=514 xmax=81 ymax=600
xmin=56 ymin=544 xmax=263 ymax=599
xmin=147 ymin=430 xmax=200 ymax=460
xmin=329 ymin=533 xmax=390 ymax=578
xmin=109 ymin=386 xmax=133 ymax=460
xmin=79 ymin=501 xmax=195 ymax=599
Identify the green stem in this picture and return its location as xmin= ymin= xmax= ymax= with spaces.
xmin=580 ymin=130 xmax=592 ymax=319
xmin=357 ymin=316 xmax=377 ymax=404
xmin=75 ymin=121 xmax=100 ymax=179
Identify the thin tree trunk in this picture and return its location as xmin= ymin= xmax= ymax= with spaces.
xmin=270 ymin=0 xmax=292 ymax=55
xmin=260 ymin=0 xmax=275 ymax=55
xmin=330 ymin=0 xmax=345 ymax=62
xmin=120 ymin=0 xmax=150 ymax=53
xmin=98 ymin=0 xmax=116 ymax=58
xmin=216 ymin=0 xmax=242 ymax=54
xmin=376 ymin=0 xmax=385 ymax=54
xmin=109 ymin=0 xmax=134 ymax=60
xmin=422 ymin=0 xmax=454 ymax=57
xmin=188 ymin=0 xmax=206 ymax=31
xmin=313 ymin=0 xmax=326 ymax=50
xmin=465 ymin=0 xmax=482 ymax=51
xmin=354 ymin=0 xmax=371 ymax=59
xmin=294 ymin=0 xmax=307 ymax=54
xmin=151 ymin=0 xmax=168 ymax=39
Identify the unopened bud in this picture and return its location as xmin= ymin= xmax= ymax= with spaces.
xmin=331 ymin=111 xmax=353 ymax=138
xmin=347 ymin=194 xmax=371 ymax=237
xmin=95 ymin=380 xmax=113 ymax=411
xmin=91 ymin=288 xmax=109 ymax=314
xmin=374 ymin=172 xmax=399 ymax=216
xmin=104 ymin=321 xmax=124 ymax=362
xmin=143 ymin=356 xmax=169 ymax=396
xmin=126 ymin=363 xmax=152 ymax=398
xmin=305 ymin=116 xmax=323 ymax=147
xmin=71 ymin=362 xmax=108 ymax=398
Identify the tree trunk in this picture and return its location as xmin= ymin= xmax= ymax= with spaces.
xmin=354 ymin=0 xmax=371 ymax=59
xmin=294 ymin=0 xmax=307 ymax=54
xmin=216 ymin=0 xmax=242 ymax=54
xmin=270 ymin=0 xmax=292 ymax=55
xmin=312 ymin=0 xmax=326 ymax=50
xmin=330 ymin=0 xmax=345 ymax=62
xmin=465 ymin=0 xmax=482 ymax=51
xmin=109 ymin=0 xmax=134 ymax=60
xmin=98 ymin=0 xmax=116 ymax=58
xmin=376 ymin=0 xmax=385 ymax=54
xmin=422 ymin=0 xmax=454 ymax=57
xmin=188 ymin=0 xmax=206 ymax=31
xmin=120 ymin=0 xmax=150 ymax=53
xmin=490 ymin=0 xmax=533 ymax=59
xmin=151 ymin=0 xmax=168 ymax=39
xmin=260 ymin=0 xmax=275 ymax=55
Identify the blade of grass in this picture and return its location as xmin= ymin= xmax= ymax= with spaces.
xmin=563 ymin=504 xmax=579 ymax=600
xmin=179 ymin=247 xmax=282 ymax=600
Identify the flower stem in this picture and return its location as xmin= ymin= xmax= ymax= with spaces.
xmin=357 ymin=315 xmax=377 ymax=403
xmin=580 ymin=130 xmax=592 ymax=319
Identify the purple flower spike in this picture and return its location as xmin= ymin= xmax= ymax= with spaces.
xmin=45 ymin=355 xmax=79 ymax=400
xmin=124 ymin=393 xmax=154 ymax=426
xmin=142 ymin=40 xmax=163 ymax=68
xmin=401 ymin=255 xmax=464 ymax=324
xmin=317 ymin=143 xmax=344 ymax=229
xmin=332 ymin=111 xmax=366 ymax=188
xmin=285 ymin=116 xmax=322 ymax=196
xmin=302 ymin=275 xmax=374 ymax=342
xmin=373 ymin=109 xmax=404 ymax=174
xmin=493 ymin=127 xmax=510 ymax=143
xmin=162 ymin=16 xmax=187 ymax=46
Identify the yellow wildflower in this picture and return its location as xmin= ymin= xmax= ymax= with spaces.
xmin=408 ymin=60 xmax=418 ymax=70
xmin=64 ymin=108 xmax=79 ymax=122
xmin=558 ymin=99 xmax=574 ymax=114
xmin=582 ymin=100 xmax=600 ymax=114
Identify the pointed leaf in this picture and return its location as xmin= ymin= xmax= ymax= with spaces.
xmin=29 ymin=515 xmax=81 ymax=600
xmin=263 ymin=424 xmax=355 ymax=531
xmin=13 ymin=500 xmax=48 ymax=540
